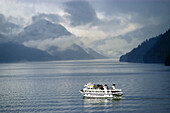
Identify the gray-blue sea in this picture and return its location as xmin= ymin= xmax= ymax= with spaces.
xmin=0 ymin=59 xmax=170 ymax=113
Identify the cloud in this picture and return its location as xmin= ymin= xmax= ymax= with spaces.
xmin=97 ymin=13 xmax=143 ymax=37
xmin=23 ymin=35 xmax=82 ymax=53
xmin=94 ymin=37 xmax=142 ymax=58
xmin=93 ymin=0 xmax=170 ymax=37
xmin=32 ymin=13 xmax=61 ymax=23
xmin=0 ymin=0 xmax=35 ymax=26
xmin=0 ymin=0 xmax=67 ymax=26
xmin=64 ymin=1 xmax=99 ymax=26
xmin=0 ymin=14 xmax=21 ymax=36
xmin=1 ymin=0 xmax=170 ymax=58
xmin=64 ymin=12 xmax=143 ymax=48
xmin=31 ymin=12 xmax=71 ymax=27
xmin=64 ymin=0 xmax=170 ymax=58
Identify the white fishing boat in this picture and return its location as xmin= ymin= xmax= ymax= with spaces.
xmin=80 ymin=82 xmax=123 ymax=98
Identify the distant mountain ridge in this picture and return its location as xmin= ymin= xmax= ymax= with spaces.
xmin=16 ymin=19 xmax=71 ymax=42
xmin=0 ymin=18 xmax=107 ymax=62
xmin=0 ymin=41 xmax=106 ymax=62
xmin=46 ymin=44 xmax=95 ymax=60
xmin=119 ymin=28 xmax=170 ymax=65
xmin=0 ymin=42 xmax=58 ymax=63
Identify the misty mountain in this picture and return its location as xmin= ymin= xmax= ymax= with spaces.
xmin=47 ymin=44 xmax=95 ymax=60
xmin=85 ymin=48 xmax=107 ymax=59
xmin=47 ymin=45 xmax=107 ymax=60
xmin=14 ymin=18 xmax=105 ymax=60
xmin=16 ymin=19 xmax=71 ymax=42
xmin=119 ymin=28 xmax=170 ymax=65
xmin=0 ymin=17 xmax=107 ymax=62
xmin=0 ymin=40 xmax=107 ymax=62
xmin=0 ymin=42 xmax=58 ymax=63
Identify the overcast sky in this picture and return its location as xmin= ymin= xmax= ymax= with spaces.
xmin=0 ymin=0 xmax=170 ymax=58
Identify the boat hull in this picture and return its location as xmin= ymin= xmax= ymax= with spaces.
xmin=80 ymin=90 xmax=123 ymax=99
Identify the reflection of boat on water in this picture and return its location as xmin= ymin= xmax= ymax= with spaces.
xmin=82 ymin=97 xmax=121 ymax=105
xmin=83 ymin=98 xmax=114 ymax=106
xmin=80 ymin=82 xmax=123 ymax=99
xmin=82 ymin=97 xmax=122 ymax=112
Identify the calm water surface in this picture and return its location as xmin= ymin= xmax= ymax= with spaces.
xmin=0 ymin=59 xmax=170 ymax=113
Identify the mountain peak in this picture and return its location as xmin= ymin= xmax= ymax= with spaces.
xmin=17 ymin=19 xmax=71 ymax=42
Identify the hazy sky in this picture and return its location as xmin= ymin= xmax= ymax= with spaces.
xmin=0 ymin=0 xmax=170 ymax=58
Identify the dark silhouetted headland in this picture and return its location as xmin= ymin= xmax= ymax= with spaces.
xmin=120 ymin=28 xmax=170 ymax=66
